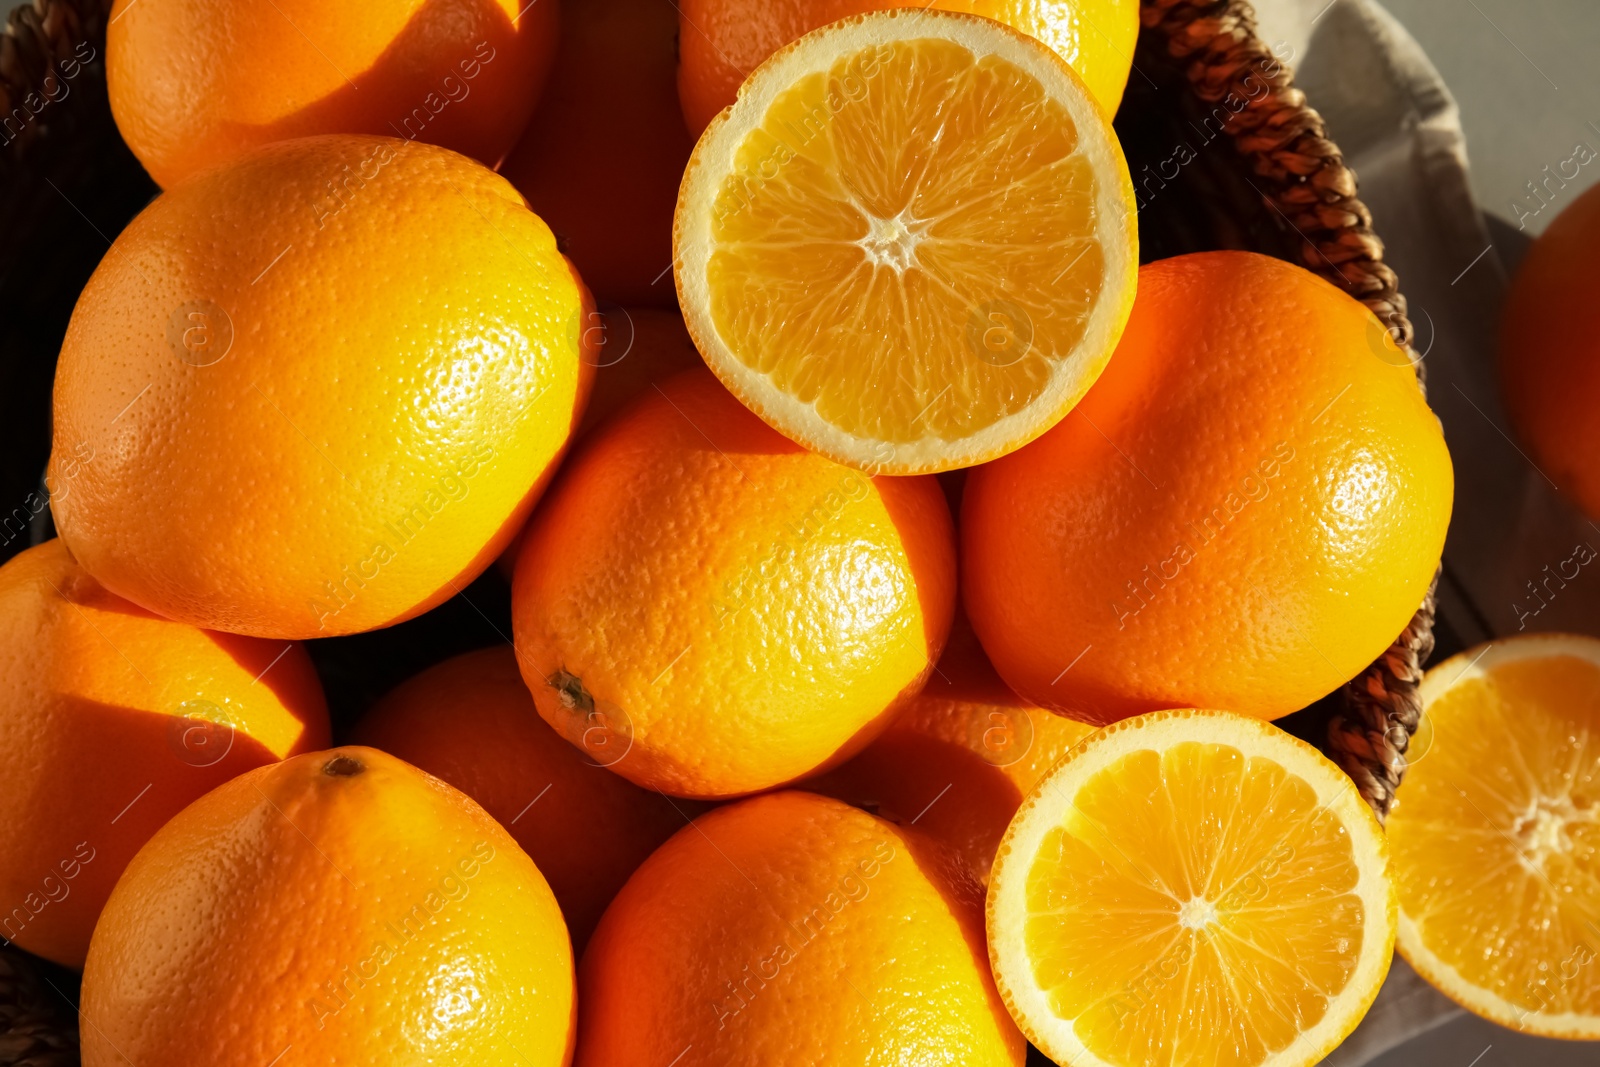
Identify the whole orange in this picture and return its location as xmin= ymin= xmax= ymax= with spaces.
xmin=964 ymin=251 xmax=1453 ymax=724
xmin=50 ymin=135 xmax=593 ymax=639
xmin=576 ymin=790 xmax=1025 ymax=1065
xmin=803 ymin=612 xmax=1094 ymax=885
xmin=107 ymin=0 xmax=559 ymax=188
xmin=501 ymin=0 xmax=694 ymax=306
xmin=80 ymin=746 xmax=575 ymax=1066
xmin=1500 ymin=181 xmax=1600 ymax=519
xmin=0 ymin=540 xmax=327 ymax=968
xmin=511 ymin=369 xmax=956 ymax=798
xmin=495 ymin=307 xmax=702 ymax=578
xmin=675 ymin=0 xmax=1139 ymax=135
xmin=351 ymin=645 xmax=693 ymax=948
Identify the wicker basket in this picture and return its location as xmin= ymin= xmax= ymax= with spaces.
xmin=0 ymin=0 xmax=1438 ymax=1059
xmin=0 ymin=948 xmax=76 ymax=1067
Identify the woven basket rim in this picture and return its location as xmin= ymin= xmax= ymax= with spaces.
xmin=1136 ymin=0 xmax=1436 ymax=825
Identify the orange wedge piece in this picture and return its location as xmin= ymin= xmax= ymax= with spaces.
xmin=674 ymin=9 xmax=1138 ymax=474
xmin=1389 ymin=633 xmax=1600 ymax=1040
xmin=987 ymin=710 xmax=1395 ymax=1067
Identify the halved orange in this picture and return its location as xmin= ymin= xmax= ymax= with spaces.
xmin=1389 ymin=633 xmax=1600 ymax=1040
xmin=674 ymin=9 xmax=1138 ymax=474
xmin=987 ymin=710 xmax=1395 ymax=1067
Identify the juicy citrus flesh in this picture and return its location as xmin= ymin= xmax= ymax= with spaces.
xmin=676 ymin=10 xmax=1137 ymax=474
xmin=1390 ymin=634 xmax=1600 ymax=1039
xmin=988 ymin=711 xmax=1395 ymax=1067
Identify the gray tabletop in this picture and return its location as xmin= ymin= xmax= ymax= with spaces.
xmin=1365 ymin=6 xmax=1597 ymax=1066
xmin=1382 ymin=0 xmax=1600 ymax=237
xmin=1363 ymin=8 xmax=1600 ymax=1067
xmin=1265 ymin=1 xmax=1600 ymax=1064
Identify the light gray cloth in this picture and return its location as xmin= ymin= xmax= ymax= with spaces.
xmin=1240 ymin=1 xmax=1595 ymax=1063
xmin=1257 ymin=0 xmax=1590 ymax=642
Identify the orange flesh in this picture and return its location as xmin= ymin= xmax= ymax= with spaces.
xmin=1392 ymin=654 xmax=1600 ymax=1021
xmin=1023 ymin=741 xmax=1366 ymax=1066
xmin=707 ymin=37 xmax=1107 ymax=445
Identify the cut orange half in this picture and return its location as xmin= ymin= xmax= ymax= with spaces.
xmin=1389 ymin=633 xmax=1600 ymax=1040
xmin=674 ymin=9 xmax=1138 ymax=474
xmin=987 ymin=710 xmax=1395 ymax=1067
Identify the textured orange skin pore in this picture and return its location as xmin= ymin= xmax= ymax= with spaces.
xmin=804 ymin=612 xmax=1094 ymax=885
xmin=511 ymin=369 xmax=957 ymax=798
xmin=352 ymin=645 xmax=694 ymax=949
xmin=496 ymin=307 xmax=703 ymax=579
xmin=963 ymin=251 xmax=1453 ymax=725
xmin=0 ymin=540 xmax=328 ymax=968
xmin=80 ymin=747 xmax=576 ymax=1067
xmin=576 ymin=791 xmax=1026 ymax=1066
xmin=1499 ymin=182 xmax=1600 ymax=521
xmin=49 ymin=135 xmax=593 ymax=639
xmin=108 ymin=0 xmax=560 ymax=188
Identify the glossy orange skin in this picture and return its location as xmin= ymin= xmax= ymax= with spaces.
xmin=501 ymin=0 xmax=693 ymax=306
xmin=511 ymin=369 xmax=956 ymax=798
xmin=81 ymin=747 xmax=575 ymax=1066
xmin=1500 ymin=182 xmax=1600 ymax=520
xmin=352 ymin=645 xmax=693 ymax=948
xmin=108 ymin=0 xmax=559 ymax=188
xmin=804 ymin=612 xmax=1093 ymax=885
xmin=0 ymin=540 xmax=327 ymax=968
xmin=494 ymin=307 xmax=710 ymax=579
xmin=50 ymin=135 xmax=593 ymax=639
xmin=676 ymin=0 xmax=1140 ymax=135
xmin=964 ymin=251 xmax=1453 ymax=725
xmin=577 ymin=791 xmax=1026 ymax=1065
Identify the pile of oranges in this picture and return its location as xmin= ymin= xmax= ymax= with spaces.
xmin=13 ymin=0 xmax=1599 ymax=1063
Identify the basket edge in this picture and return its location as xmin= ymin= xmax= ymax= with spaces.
xmin=1141 ymin=0 xmax=1435 ymax=821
